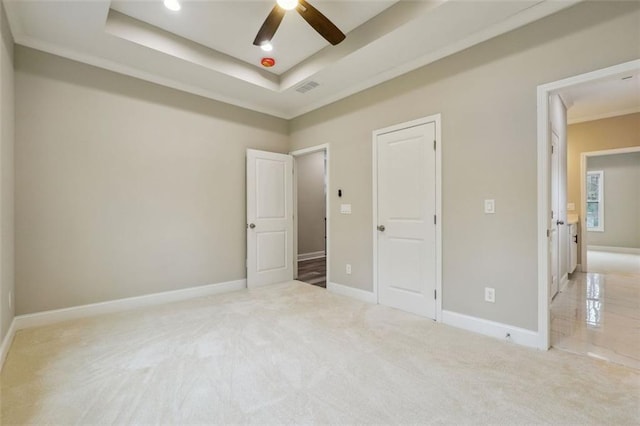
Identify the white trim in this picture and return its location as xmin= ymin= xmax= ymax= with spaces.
xmin=580 ymin=146 xmax=640 ymax=272
xmin=327 ymin=282 xmax=376 ymax=304
xmin=588 ymin=245 xmax=640 ymax=255
xmin=297 ymin=251 xmax=326 ymax=261
xmin=568 ymin=107 xmax=640 ymax=125
xmin=560 ymin=273 xmax=569 ymax=294
xmin=290 ymin=144 xmax=330 ymax=286
xmin=537 ymin=59 xmax=640 ymax=351
xmin=13 ymin=279 xmax=246 ymax=330
xmin=372 ymin=114 xmax=442 ymax=321
xmin=290 ymin=144 xmax=329 ymax=157
xmin=0 ymin=319 xmax=17 ymax=371
xmin=442 ymin=310 xmax=539 ymax=349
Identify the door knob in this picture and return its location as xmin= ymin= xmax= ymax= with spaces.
xmin=556 ymin=220 xmax=565 ymax=226
xmin=377 ymin=225 xmax=385 ymax=232
xmin=248 ymin=223 xmax=256 ymax=229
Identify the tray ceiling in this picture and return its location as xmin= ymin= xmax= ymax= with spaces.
xmin=4 ymin=0 xmax=580 ymax=118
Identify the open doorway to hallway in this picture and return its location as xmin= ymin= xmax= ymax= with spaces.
xmin=548 ymin=68 xmax=640 ymax=369
xmin=292 ymin=146 xmax=328 ymax=289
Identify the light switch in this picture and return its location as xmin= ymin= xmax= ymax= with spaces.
xmin=340 ymin=204 xmax=352 ymax=214
xmin=484 ymin=199 xmax=495 ymax=214
xmin=567 ymin=203 xmax=575 ymax=211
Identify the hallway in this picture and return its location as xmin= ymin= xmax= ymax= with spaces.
xmin=551 ymin=269 xmax=640 ymax=370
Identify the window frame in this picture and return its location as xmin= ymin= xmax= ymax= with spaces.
xmin=586 ymin=170 xmax=604 ymax=232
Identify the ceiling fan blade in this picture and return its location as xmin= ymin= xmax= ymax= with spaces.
xmin=253 ymin=5 xmax=286 ymax=46
xmin=296 ymin=0 xmax=346 ymax=46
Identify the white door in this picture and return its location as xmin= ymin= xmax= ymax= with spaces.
xmin=247 ymin=149 xmax=293 ymax=288
xmin=376 ymin=121 xmax=437 ymax=318
xmin=549 ymin=132 xmax=560 ymax=299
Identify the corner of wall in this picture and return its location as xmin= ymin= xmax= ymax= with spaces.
xmin=0 ymin=0 xmax=16 ymax=345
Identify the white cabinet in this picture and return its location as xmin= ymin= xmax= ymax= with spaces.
xmin=569 ymin=223 xmax=578 ymax=273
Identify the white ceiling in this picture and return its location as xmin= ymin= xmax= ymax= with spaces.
xmin=111 ymin=0 xmax=398 ymax=74
xmin=4 ymin=0 xmax=580 ymax=119
xmin=562 ymin=70 xmax=640 ymax=124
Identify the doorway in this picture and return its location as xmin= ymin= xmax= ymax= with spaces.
xmin=373 ymin=115 xmax=442 ymax=319
xmin=579 ymin=147 xmax=640 ymax=275
xmin=537 ymin=59 xmax=640 ymax=365
xmin=291 ymin=144 xmax=329 ymax=289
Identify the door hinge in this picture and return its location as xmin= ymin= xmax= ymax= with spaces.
xmin=433 ymin=140 xmax=436 ymax=150
xmin=546 ymin=229 xmax=550 ymax=237
xmin=246 ymin=259 xmax=248 ymax=268
xmin=434 ymin=215 xmax=437 ymax=225
xmin=434 ymin=289 xmax=437 ymax=299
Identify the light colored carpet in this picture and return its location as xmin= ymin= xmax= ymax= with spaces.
xmin=1 ymin=281 xmax=639 ymax=424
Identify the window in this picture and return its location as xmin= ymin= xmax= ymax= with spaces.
xmin=586 ymin=170 xmax=604 ymax=232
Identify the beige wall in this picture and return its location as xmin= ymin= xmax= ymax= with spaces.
xmin=296 ymin=151 xmax=326 ymax=256
xmin=290 ymin=2 xmax=640 ymax=331
xmin=15 ymin=47 xmax=289 ymax=314
xmin=586 ymin=152 xmax=640 ymax=248
xmin=0 ymin=3 xmax=15 ymax=342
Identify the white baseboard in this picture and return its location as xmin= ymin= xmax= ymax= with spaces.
xmin=0 ymin=319 xmax=17 ymax=371
xmin=442 ymin=310 xmax=540 ymax=349
xmin=327 ymin=282 xmax=376 ymax=304
xmin=587 ymin=245 xmax=640 ymax=255
xmin=297 ymin=251 xmax=326 ymax=261
xmin=14 ymin=279 xmax=247 ymax=331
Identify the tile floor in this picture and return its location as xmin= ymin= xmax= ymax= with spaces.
xmin=551 ymin=253 xmax=640 ymax=369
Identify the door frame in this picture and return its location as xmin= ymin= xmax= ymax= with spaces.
xmin=580 ymin=146 xmax=640 ymax=272
xmin=536 ymin=59 xmax=640 ymax=350
xmin=290 ymin=144 xmax=330 ymax=285
xmin=372 ymin=114 xmax=442 ymax=321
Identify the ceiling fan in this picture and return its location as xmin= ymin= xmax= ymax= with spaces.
xmin=253 ymin=0 xmax=346 ymax=47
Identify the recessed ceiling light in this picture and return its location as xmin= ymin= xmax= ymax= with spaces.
xmin=277 ymin=0 xmax=298 ymax=11
xmin=260 ymin=42 xmax=273 ymax=52
xmin=164 ymin=0 xmax=181 ymax=12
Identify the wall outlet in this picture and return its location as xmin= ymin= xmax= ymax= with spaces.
xmin=484 ymin=287 xmax=495 ymax=303
xmin=346 ymin=264 xmax=352 ymax=274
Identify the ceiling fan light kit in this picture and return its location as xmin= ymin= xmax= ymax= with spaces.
xmin=276 ymin=0 xmax=299 ymax=11
xmin=163 ymin=0 xmax=181 ymax=12
xmin=254 ymin=0 xmax=346 ymax=48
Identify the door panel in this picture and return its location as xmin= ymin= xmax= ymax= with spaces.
xmin=257 ymin=231 xmax=287 ymax=272
xmin=247 ymin=149 xmax=293 ymax=288
xmin=257 ymin=159 xmax=286 ymax=219
xmin=377 ymin=122 xmax=437 ymax=319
